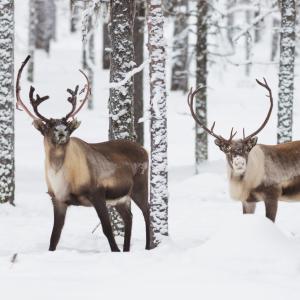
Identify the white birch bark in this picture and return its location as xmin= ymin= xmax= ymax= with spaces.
xmin=0 ymin=0 xmax=14 ymax=204
xmin=277 ymin=0 xmax=296 ymax=143
xmin=108 ymin=0 xmax=136 ymax=237
xmin=147 ymin=0 xmax=168 ymax=244
xmin=195 ymin=0 xmax=208 ymax=172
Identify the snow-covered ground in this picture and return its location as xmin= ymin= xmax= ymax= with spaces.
xmin=1 ymin=1 xmax=300 ymax=299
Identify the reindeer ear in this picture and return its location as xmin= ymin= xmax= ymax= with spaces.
xmin=245 ymin=137 xmax=258 ymax=150
xmin=68 ymin=119 xmax=81 ymax=133
xmin=32 ymin=119 xmax=46 ymax=135
xmin=215 ymin=139 xmax=224 ymax=150
xmin=215 ymin=139 xmax=230 ymax=153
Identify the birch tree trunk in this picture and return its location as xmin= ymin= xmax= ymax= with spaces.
xmin=28 ymin=0 xmax=36 ymax=82
xmin=195 ymin=0 xmax=208 ymax=173
xmin=133 ymin=0 xmax=145 ymax=145
xmin=87 ymin=17 xmax=94 ymax=110
xmin=35 ymin=0 xmax=55 ymax=53
xmin=70 ymin=0 xmax=79 ymax=33
xmin=108 ymin=0 xmax=136 ymax=237
xmin=171 ymin=0 xmax=188 ymax=92
xmin=271 ymin=16 xmax=280 ymax=61
xmin=245 ymin=9 xmax=251 ymax=76
xmin=271 ymin=1 xmax=280 ymax=61
xmin=226 ymin=0 xmax=236 ymax=46
xmin=147 ymin=0 xmax=168 ymax=245
xmin=277 ymin=0 xmax=296 ymax=144
xmin=0 ymin=0 xmax=14 ymax=204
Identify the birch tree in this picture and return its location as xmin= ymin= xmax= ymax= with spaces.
xmin=82 ymin=1 xmax=95 ymax=111
xmin=226 ymin=0 xmax=236 ymax=46
xmin=195 ymin=0 xmax=208 ymax=172
xmin=245 ymin=8 xmax=252 ymax=76
xmin=70 ymin=0 xmax=80 ymax=33
xmin=133 ymin=0 xmax=145 ymax=145
xmin=171 ymin=0 xmax=189 ymax=91
xmin=108 ymin=0 xmax=136 ymax=236
xmin=0 ymin=0 xmax=14 ymax=204
xmin=28 ymin=0 xmax=36 ymax=82
xmin=147 ymin=0 xmax=168 ymax=244
xmin=271 ymin=1 xmax=280 ymax=61
xmin=277 ymin=0 xmax=296 ymax=144
xmin=35 ymin=0 xmax=56 ymax=53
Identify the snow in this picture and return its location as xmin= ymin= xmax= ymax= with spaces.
xmin=1 ymin=0 xmax=300 ymax=299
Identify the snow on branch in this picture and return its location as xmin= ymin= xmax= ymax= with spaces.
xmin=233 ymin=8 xmax=277 ymax=42
xmin=108 ymin=59 xmax=150 ymax=89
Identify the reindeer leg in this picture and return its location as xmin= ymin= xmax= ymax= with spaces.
xmin=91 ymin=191 xmax=120 ymax=252
xmin=242 ymin=202 xmax=256 ymax=214
xmin=115 ymin=203 xmax=132 ymax=252
xmin=131 ymin=175 xmax=154 ymax=250
xmin=264 ymin=199 xmax=278 ymax=222
xmin=49 ymin=199 xmax=67 ymax=251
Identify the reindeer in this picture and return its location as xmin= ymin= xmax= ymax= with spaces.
xmin=188 ymin=78 xmax=300 ymax=222
xmin=16 ymin=56 xmax=153 ymax=252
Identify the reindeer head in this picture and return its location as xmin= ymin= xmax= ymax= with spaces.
xmin=188 ymin=78 xmax=273 ymax=176
xmin=16 ymin=56 xmax=90 ymax=146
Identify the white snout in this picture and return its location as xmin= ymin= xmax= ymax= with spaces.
xmin=232 ymin=156 xmax=246 ymax=175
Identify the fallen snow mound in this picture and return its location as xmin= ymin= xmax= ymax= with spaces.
xmin=200 ymin=215 xmax=298 ymax=260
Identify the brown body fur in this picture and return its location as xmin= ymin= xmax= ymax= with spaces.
xmin=229 ymin=141 xmax=300 ymax=221
xmin=45 ymin=137 xmax=152 ymax=252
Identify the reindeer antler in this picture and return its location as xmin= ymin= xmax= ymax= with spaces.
xmin=29 ymin=86 xmax=50 ymax=122
xmin=16 ymin=56 xmax=39 ymax=120
xmin=16 ymin=55 xmax=50 ymax=122
xmin=187 ymin=87 xmax=237 ymax=143
xmin=188 ymin=78 xmax=273 ymax=143
xmin=65 ymin=85 xmax=79 ymax=120
xmin=242 ymin=78 xmax=273 ymax=141
xmin=65 ymin=70 xmax=90 ymax=119
xmin=17 ymin=56 xmax=91 ymax=122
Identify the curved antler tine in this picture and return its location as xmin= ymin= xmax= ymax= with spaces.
xmin=15 ymin=55 xmax=39 ymax=120
xmin=29 ymin=86 xmax=50 ymax=122
xmin=243 ymin=78 xmax=273 ymax=141
xmin=211 ymin=121 xmax=216 ymax=131
xmin=228 ymin=127 xmax=237 ymax=141
xmin=65 ymin=85 xmax=80 ymax=119
xmin=67 ymin=69 xmax=90 ymax=119
xmin=187 ymin=85 xmax=227 ymax=142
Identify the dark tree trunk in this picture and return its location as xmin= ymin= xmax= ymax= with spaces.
xmin=133 ymin=0 xmax=145 ymax=145
xmin=102 ymin=21 xmax=111 ymax=69
xmin=195 ymin=0 xmax=208 ymax=173
xmin=277 ymin=0 xmax=296 ymax=144
xmin=0 ymin=0 xmax=15 ymax=204
xmin=147 ymin=0 xmax=168 ymax=245
xmin=108 ymin=0 xmax=136 ymax=236
xmin=171 ymin=0 xmax=188 ymax=92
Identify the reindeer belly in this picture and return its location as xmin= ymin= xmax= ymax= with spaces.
xmin=280 ymin=176 xmax=300 ymax=202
